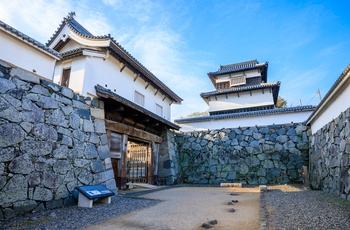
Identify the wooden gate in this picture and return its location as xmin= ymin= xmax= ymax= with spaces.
xmin=126 ymin=141 xmax=151 ymax=183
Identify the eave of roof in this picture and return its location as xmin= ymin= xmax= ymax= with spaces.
xmin=305 ymin=64 xmax=350 ymax=125
xmin=207 ymin=59 xmax=268 ymax=87
xmin=175 ymin=105 xmax=316 ymax=124
xmin=0 ymin=20 xmax=61 ymax=59
xmin=48 ymin=12 xmax=182 ymax=104
xmin=201 ymin=82 xmax=280 ymax=97
xmin=95 ymin=85 xmax=180 ymax=130
xmin=200 ymin=81 xmax=280 ymax=105
xmin=108 ymin=39 xmax=183 ymax=103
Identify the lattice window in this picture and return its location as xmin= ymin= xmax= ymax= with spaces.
xmin=134 ymin=91 xmax=145 ymax=106
xmin=156 ymin=103 xmax=163 ymax=116
xmin=216 ymin=81 xmax=229 ymax=90
xmin=230 ymin=75 xmax=246 ymax=86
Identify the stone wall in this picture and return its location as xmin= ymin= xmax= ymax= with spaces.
xmin=0 ymin=61 xmax=115 ymax=219
xmin=157 ymin=130 xmax=179 ymax=185
xmin=309 ymin=107 xmax=350 ymax=201
xmin=175 ymin=123 xmax=310 ymax=185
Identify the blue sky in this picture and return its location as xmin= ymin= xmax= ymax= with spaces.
xmin=1 ymin=0 xmax=349 ymax=120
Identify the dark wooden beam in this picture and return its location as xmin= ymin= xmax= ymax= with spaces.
xmin=112 ymin=106 xmax=124 ymax=112
xmin=120 ymin=63 xmax=126 ymax=72
xmin=134 ymin=73 xmax=140 ymax=82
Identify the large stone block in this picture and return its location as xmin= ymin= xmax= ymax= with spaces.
xmin=94 ymin=119 xmax=106 ymax=133
xmin=61 ymin=87 xmax=73 ymax=99
xmin=53 ymin=160 xmax=71 ymax=174
xmin=33 ymin=123 xmax=58 ymax=142
xmin=84 ymin=143 xmax=98 ymax=159
xmin=91 ymin=160 xmax=104 ymax=173
xmin=13 ymin=200 xmax=37 ymax=215
xmin=46 ymin=109 xmax=68 ymax=127
xmin=20 ymin=140 xmax=53 ymax=156
xmin=83 ymin=119 xmax=94 ymax=132
xmin=0 ymin=123 xmax=25 ymax=148
xmin=94 ymin=170 xmax=114 ymax=183
xmin=10 ymin=67 xmax=39 ymax=84
xmin=0 ymin=98 xmax=22 ymax=122
xmin=0 ymin=147 xmax=15 ymax=162
xmin=8 ymin=154 xmax=34 ymax=174
xmin=37 ymin=96 xmax=59 ymax=109
xmin=0 ymin=77 xmax=16 ymax=93
xmin=0 ymin=174 xmax=27 ymax=203
xmin=75 ymin=168 xmax=93 ymax=184
xmin=43 ymin=171 xmax=64 ymax=189
xmin=73 ymin=100 xmax=89 ymax=110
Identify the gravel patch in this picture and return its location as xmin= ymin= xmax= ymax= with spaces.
xmin=261 ymin=184 xmax=350 ymax=230
xmin=0 ymin=196 xmax=161 ymax=230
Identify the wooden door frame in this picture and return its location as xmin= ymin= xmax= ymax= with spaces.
xmin=106 ymin=120 xmax=162 ymax=189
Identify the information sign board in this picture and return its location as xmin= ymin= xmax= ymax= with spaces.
xmin=76 ymin=185 xmax=115 ymax=199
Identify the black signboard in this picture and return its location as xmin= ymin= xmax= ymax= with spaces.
xmin=76 ymin=185 xmax=115 ymax=199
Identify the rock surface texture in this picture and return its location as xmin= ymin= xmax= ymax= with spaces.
xmin=0 ymin=62 xmax=115 ymax=220
xmin=175 ymin=124 xmax=310 ymax=185
xmin=309 ymin=107 xmax=350 ymax=201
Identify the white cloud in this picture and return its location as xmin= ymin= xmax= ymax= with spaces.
xmin=0 ymin=0 xmax=73 ymax=43
xmin=0 ymin=0 xmax=214 ymax=119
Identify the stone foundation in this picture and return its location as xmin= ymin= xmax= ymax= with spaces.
xmin=309 ymin=107 xmax=350 ymax=200
xmin=175 ymin=123 xmax=310 ymax=185
xmin=0 ymin=62 xmax=116 ymax=219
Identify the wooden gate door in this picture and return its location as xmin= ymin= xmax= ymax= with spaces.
xmin=126 ymin=141 xmax=152 ymax=184
xmin=109 ymin=132 xmax=127 ymax=190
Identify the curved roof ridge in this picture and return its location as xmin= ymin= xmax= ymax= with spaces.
xmin=46 ymin=12 xmax=182 ymax=103
xmin=209 ymin=59 xmax=268 ymax=76
xmin=47 ymin=12 xmax=110 ymax=46
xmin=220 ymin=59 xmax=258 ymax=70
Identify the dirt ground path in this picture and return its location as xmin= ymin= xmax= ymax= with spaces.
xmin=85 ymin=186 xmax=260 ymax=230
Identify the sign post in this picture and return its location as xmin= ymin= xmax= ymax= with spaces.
xmin=76 ymin=185 xmax=115 ymax=208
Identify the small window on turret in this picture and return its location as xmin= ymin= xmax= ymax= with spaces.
xmin=230 ymin=75 xmax=246 ymax=87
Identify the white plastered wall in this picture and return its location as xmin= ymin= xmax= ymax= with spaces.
xmin=54 ymin=54 xmax=172 ymax=120
xmin=0 ymin=31 xmax=56 ymax=80
xmin=177 ymin=110 xmax=313 ymax=132
xmin=309 ymin=76 xmax=350 ymax=134
xmin=209 ymin=90 xmax=274 ymax=112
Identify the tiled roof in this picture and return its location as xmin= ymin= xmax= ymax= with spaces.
xmin=47 ymin=12 xmax=182 ymax=104
xmin=208 ymin=59 xmax=268 ymax=76
xmin=200 ymin=82 xmax=280 ymax=97
xmin=175 ymin=105 xmax=316 ymax=124
xmin=0 ymin=20 xmax=61 ymax=59
xmin=47 ymin=12 xmax=102 ymax=46
xmin=200 ymin=81 xmax=280 ymax=107
xmin=107 ymin=38 xmax=183 ymax=103
xmin=95 ymin=85 xmax=180 ymax=130
xmin=305 ymin=64 xmax=350 ymax=125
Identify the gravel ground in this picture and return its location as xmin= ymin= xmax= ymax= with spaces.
xmin=1 ymin=184 xmax=350 ymax=230
xmin=260 ymin=184 xmax=350 ymax=230
xmin=0 ymin=196 xmax=161 ymax=230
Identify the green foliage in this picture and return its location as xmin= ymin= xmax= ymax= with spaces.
xmin=276 ymin=96 xmax=287 ymax=108
xmin=179 ymin=110 xmax=209 ymax=119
